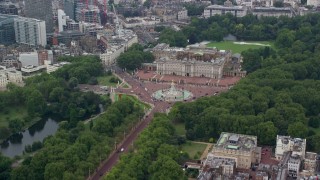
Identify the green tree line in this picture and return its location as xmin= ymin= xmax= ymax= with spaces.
xmin=159 ymin=13 xmax=320 ymax=47
xmin=105 ymin=114 xmax=187 ymax=180
xmin=10 ymin=98 xmax=144 ymax=180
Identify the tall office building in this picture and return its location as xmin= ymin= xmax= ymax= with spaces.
xmin=64 ymin=0 xmax=76 ymax=20
xmin=25 ymin=0 xmax=54 ymax=33
xmin=0 ymin=14 xmax=16 ymax=45
xmin=14 ymin=17 xmax=47 ymax=46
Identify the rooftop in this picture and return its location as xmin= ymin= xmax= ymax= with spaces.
xmin=215 ymin=132 xmax=258 ymax=152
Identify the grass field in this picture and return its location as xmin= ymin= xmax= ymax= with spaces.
xmin=207 ymin=41 xmax=275 ymax=54
xmin=0 ymin=106 xmax=28 ymax=128
xmin=174 ymin=123 xmax=186 ymax=137
xmin=114 ymin=94 xmax=151 ymax=110
xmin=181 ymin=141 xmax=207 ymax=160
xmin=97 ymin=75 xmax=120 ymax=87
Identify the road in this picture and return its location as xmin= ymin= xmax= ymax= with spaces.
xmin=90 ymin=70 xmax=170 ymax=180
xmin=90 ymin=68 xmax=226 ymax=180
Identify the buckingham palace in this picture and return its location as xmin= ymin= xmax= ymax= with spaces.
xmin=148 ymin=43 xmax=233 ymax=79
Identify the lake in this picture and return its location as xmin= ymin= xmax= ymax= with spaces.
xmin=0 ymin=118 xmax=59 ymax=158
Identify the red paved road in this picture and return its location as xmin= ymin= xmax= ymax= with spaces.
xmin=90 ymin=70 xmax=228 ymax=180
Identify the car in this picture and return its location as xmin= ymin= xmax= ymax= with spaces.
xmin=120 ymin=148 xmax=124 ymax=152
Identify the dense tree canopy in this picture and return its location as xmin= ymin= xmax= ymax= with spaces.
xmin=10 ymin=98 xmax=144 ymax=180
xmin=117 ymin=43 xmax=155 ymax=70
xmin=105 ymin=114 xmax=187 ymax=180
xmin=0 ymin=56 xmax=107 ymax=142
xmin=169 ymin=14 xmax=320 ymax=152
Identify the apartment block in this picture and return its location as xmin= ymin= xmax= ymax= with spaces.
xmin=14 ymin=17 xmax=47 ymax=46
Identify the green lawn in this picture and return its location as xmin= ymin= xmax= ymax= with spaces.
xmin=174 ymin=123 xmax=186 ymax=137
xmin=97 ymin=75 xmax=120 ymax=87
xmin=114 ymin=94 xmax=151 ymax=110
xmin=181 ymin=141 xmax=207 ymax=160
xmin=207 ymin=41 xmax=275 ymax=54
xmin=0 ymin=106 xmax=28 ymax=128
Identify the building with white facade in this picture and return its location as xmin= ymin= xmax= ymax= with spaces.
xmin=151 ymin=43 xmax=232 ymax=79
xmin=307 ymin=0 xmax=320 ymax=6
xmin=19 ymin=52 xmax=39 ymax=67
xmin=0 ymin=66 xmax=22 ymax=88
xmin=100 ymin=45 xmax=125 ymax=66
xmin=204 ymin=4 xmax=248 ymax=18
xmin=177 ymin=8 xmax=188 ymax=20
xmin=288 ymin=154 xmax=301 ymax=178
xmin=251 ymin=7 xmax=293 ymax=17
xmin=275 ymin=135 xmax=306 ymax=160
xmin=14 ymin=17 xmax=47 ymax=46
xmin=122 ymin=16 xmax=161 ymax=28
xmin=210 ymin=132 xmax=261 ymax=169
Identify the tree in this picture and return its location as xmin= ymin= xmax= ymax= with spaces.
xmin=9 ymin=118 xmax=24 ymax=133
xmin=287 ymin=122 xmax=308 ymax=138
xmin=68 ymin=77 xmax=78 ymax=89
xmin=149 ymin=156 xmax=186 ymax=180
xmin=0 ymin=153 xmax=11 ymax=180
xmin=44 ymin=162 xmax=65 ymax=180
xmin=308 ymin=116 xmax=320 ymax=128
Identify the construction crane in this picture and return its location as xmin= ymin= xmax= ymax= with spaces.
xmin=104 ymin=0 xmax=107 ymax=15
xmin=112 ymin=4 xmax=122 ymax=38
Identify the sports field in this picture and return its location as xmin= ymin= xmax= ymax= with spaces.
xmin=207 ymin=41 xmax=274 ymax=54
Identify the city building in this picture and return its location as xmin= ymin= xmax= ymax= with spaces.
xmin=304 ymin=152 xmax=317 ymax=174
xmin=122 ymin=16 xmax=161 ymax=28
xmin=1 ymin=55 xmax=21 ymax=69
xmin=14 ymin=17 xmax=47 ymax=46
xmin=251 ymin=7 xmax=293 ymax=17
xmin=100 ymin=45 xmax=125 ymax=66
xmin=198 ymin=155 xmax=236 ymax=179
xmin=288 ymin=154 xmax=301 ymax=178
xmin=210 ymin=132 xmax=261 ymax=169
xmin=0 ymin=2 xmax=18 ymax=15
xmin=64 ymin=0 xmax=76 ymax=20
xmin=21 ymin=65 xmax=46 ymax=76
xmin=0 ymin=66 xmax=23 ymax=88
xmin=24 ymin=0 xmax=54 ymax=33
xmin=38 ymin=50 xmax=53 ymax=65
xmin=46 ymin=61 xmax=71 ymax=74
xmin=0 ymin=14 xmax=16 ymax=45
xmin=204 ymin=1 xmax=248 ymax=18
xmin=19 ymin=52 xmax=39 ymax=67
xmin=151 ymin=43 xmax=232 ymax=79
xmin=177 ymin=8 xmax=188 ymax=20
xmin=307 ymin=0 xmax=320 ymax=6
xmin=275 ymin=135 xmax=306 ymax=160
xmin=76 ymin=5 xmax=100 ymax=24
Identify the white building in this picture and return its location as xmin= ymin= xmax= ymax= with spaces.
xmin=100 ymin=45 xmax=125 ymax=66
xmin=204 ymin=5 xmax=247 ymax=18
xmin=58 ymin=9 xmax=68 ymax=32
xmin=0 ymin=66 xmax=23 ymax=88
xmin=275 ymin=135 xmax=306 ymax=161
xmin=307 ymin=0 xmax=320 ymax=6
xmin=177 ymin=9 xmax=188 ymax=20
xmin=19 ymin=52 xmax=39 ymax=67
xmin=0 ymin=72 xmax=8 ymax=87
xmin=288 ymin=154 xmax=301 ymax=178
xmin=14 ymin=17 xmax=47 ymax=46
xmin=122 ymin=16 xmax=161 ymax=28
xmin=251 ymin=7 xmax=293 ymax=18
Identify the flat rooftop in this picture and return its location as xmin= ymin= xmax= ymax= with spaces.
xmin=215 ymin=132 xmax=258 ymax=152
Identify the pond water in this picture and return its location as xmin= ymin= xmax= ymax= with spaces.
xmin=0 ymin=118 xmax=59 ymax=158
